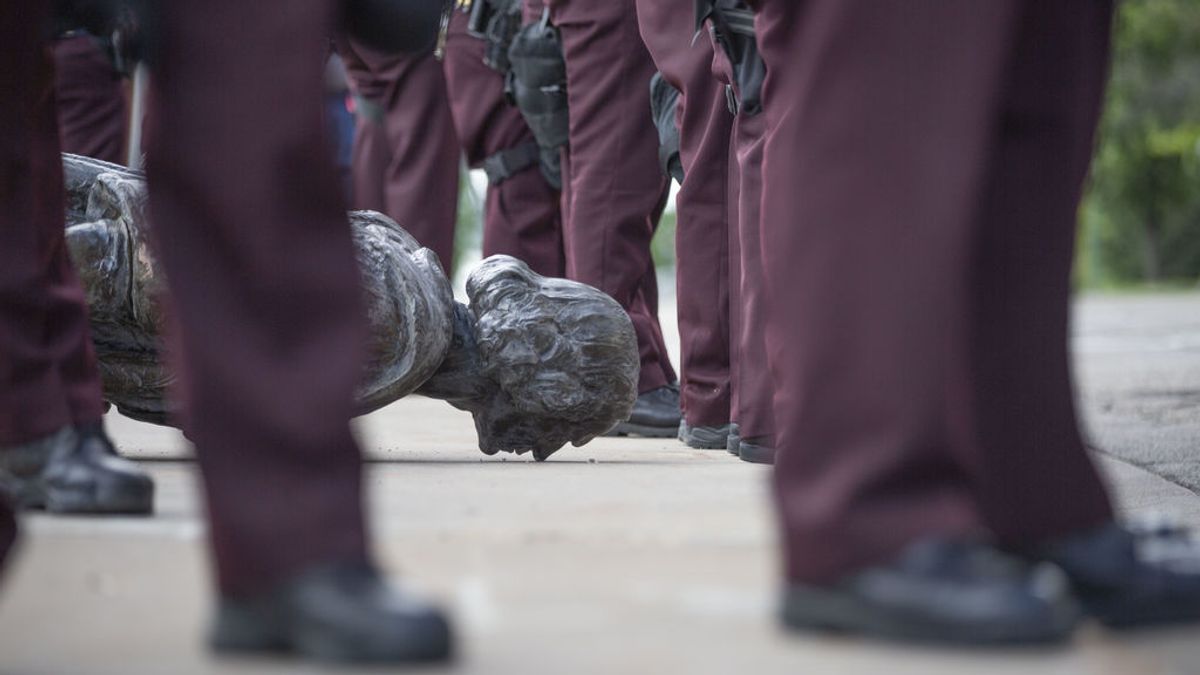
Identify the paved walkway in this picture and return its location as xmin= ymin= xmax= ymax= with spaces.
xmin=0 ymin=292 xmax=1198 ymax=674
xmin=1076 ymin=293 xmax=1200 ymax=493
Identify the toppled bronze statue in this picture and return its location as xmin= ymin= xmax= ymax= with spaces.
xmin=62 ymin=153 xmax=638 ymax=460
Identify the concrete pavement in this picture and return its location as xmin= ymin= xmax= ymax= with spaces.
xmin=1076 ymin=293 xmax=1200 ymax=493
xmin=0 ymin=291 xmax=1198 ymax=674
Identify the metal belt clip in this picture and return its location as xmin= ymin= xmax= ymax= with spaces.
xmin=435 ymin=0 xmax=457 ymax=59
xmin=467 ymin=0 xmax=490 ymax=38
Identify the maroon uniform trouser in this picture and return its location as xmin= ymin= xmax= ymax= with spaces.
xmin=1 ymin=0 xmax=108 ymax=575
xmin=1 ymin=5 xmax=107 ymax=450
xmin=146 ymin=0 xmax=370 ymax=597
xmin=755 ymin=0 xmax=1116 ymax=583
xmin=701 ymin=25 xmax=773 ymax=445
xmin=441 ymin=8 xmax=565 ymax=278
xmin=636 ymin=1 xmax=732 ymax=427
xmin=544 ymin=0 xmax=677 ymax=393
xmin=725 ymin=98 xmax=772 ymax=444
xmin=337 ymin=38 xmax=459 ymax=273
xmin=700 ymin=14 xmax=777 ymax=441
xmin=53 ymin=34 xmax=127 ymax=164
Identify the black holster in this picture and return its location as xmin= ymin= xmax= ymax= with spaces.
xmin=696 ymin=0 xmax=763 ymax=116
xmin=649 ymin=72 xmax=684 ymax=184
xmin=505 ymin=12 xmax=569 ymax=190
xmin=465 ymin=0 xmax=523 ymax=73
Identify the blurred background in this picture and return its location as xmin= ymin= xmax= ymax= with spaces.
xmin=1076 ymin=0 xmax=1199 ymax=289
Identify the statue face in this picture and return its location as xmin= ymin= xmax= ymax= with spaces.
xmin=466 ymin=256 xmax=639 ymax=460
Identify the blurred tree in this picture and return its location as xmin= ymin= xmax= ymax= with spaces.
xmin=1080 ymin=0 xmax=1200 ymax=286
xmin=452 ymin=167 xmax=485 ymax=280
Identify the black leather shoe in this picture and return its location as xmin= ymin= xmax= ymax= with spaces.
xmin=0 ymin=505 xmax=16 ymax=575
xmin=0 ymin=423 xmax=154 ymax=515
xmin=738 ymin=437 xmax=775 ymax=465
xmin=1030 ymin=520 xmax=1200 ymax=628
xmin=781 ymin=538 xmax=1081 ymax=645
xmin=211 ymin=561 xmax=453 ymax=664
xmin=606 ymin=384 xmax=681 ymax=438
xmin=725 ymin=424 xmax=741 ymax=456
xmin=678 ymin=421 xmax=733 ymax=449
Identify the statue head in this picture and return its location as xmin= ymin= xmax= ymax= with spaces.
xmin=464 ymin=256 xmax=639 ymax=460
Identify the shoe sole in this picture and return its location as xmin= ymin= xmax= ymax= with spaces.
xmin=1089 ymin=597 xmax=1200 ymax=630
xmin=605 ymin=421 xmax=679 ymax=438
xmin=212 ymin=606 xmax=453 ymax=664
xmin=295 ymin=623 xmax=452 ymax=664
xmin=781 ymin=586 xmax=1079 ymax=646
xmin=678 ymin=425 xmax=731 ymax=450
xmin=212 ymin=628 xmax=453 ymax=665
xmin=739 ymin=443 xmax=775 ymax=465
xmin=11 ymin=479 xmax=154 ymax=515
xmin=44 ymin=481 xmax=154 ymax=515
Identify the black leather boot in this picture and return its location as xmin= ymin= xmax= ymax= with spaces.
xmin=738 ymin=437 xmax=775 ymax=465
xmin=678 ymin=421 xmax=733 ymax=449
xmin=0 ymin=504 xmax=16 ymax=577
xmin=0 ymin=423 xmax=154 ymax=515
xmin=1029 ymin=520 xmax=1200 ymax=628
xmin=605 ymin=384 xmax=681 ymax=438
xmin=211 ymin=561 xmax=453 ymax=664
xmin=781 ymin=537 xmax=1081 ymax=645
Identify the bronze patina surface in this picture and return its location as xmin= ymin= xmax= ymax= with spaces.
xmin=62 ymin=153 xmax=638 ymax=460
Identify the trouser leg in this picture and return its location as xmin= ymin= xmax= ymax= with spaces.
xmin=760 ymin=0 xmax=1116 ymax=584
xmin=53 ymin=34 xmax=127 ymax=164
xmin=757 ymin=0 xmax=1015 ymax=583
xmin=549 ymin=0 xmax=676 ymax=393
xmin=1 ymin=0 xmax=106 ymax=447
xmin=725 ymin=137 xmax=742 ymax=432
xmin=707 ymin=33 xmax=775 ymax=444
xmin=147 ymin=0 xmax=370 ymax=598
xmin=337 ymin=39 xmax=459 ymax=272
xmin=441 ymin=8 xmax=565 ymax=278
xmin=730 ymin=112 xmax=772 ymax=442
xmin=636 ymin=0 xmax=733 ymax=427
xmin=344 ymin=84 xmax=390 ymax=212
xmin=0 ymin=1 xmax=33 ymax=547
xmin=963 ymin=0 xmax=1115 ymax=545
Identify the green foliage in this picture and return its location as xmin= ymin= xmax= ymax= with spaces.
xmin=651 ymin=206 xmax=677 ymax=269
xmin=1080 ymin=0 xmax=1200 ymax=286
xmin=452 ymin=167 xmax=484 ymax=279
